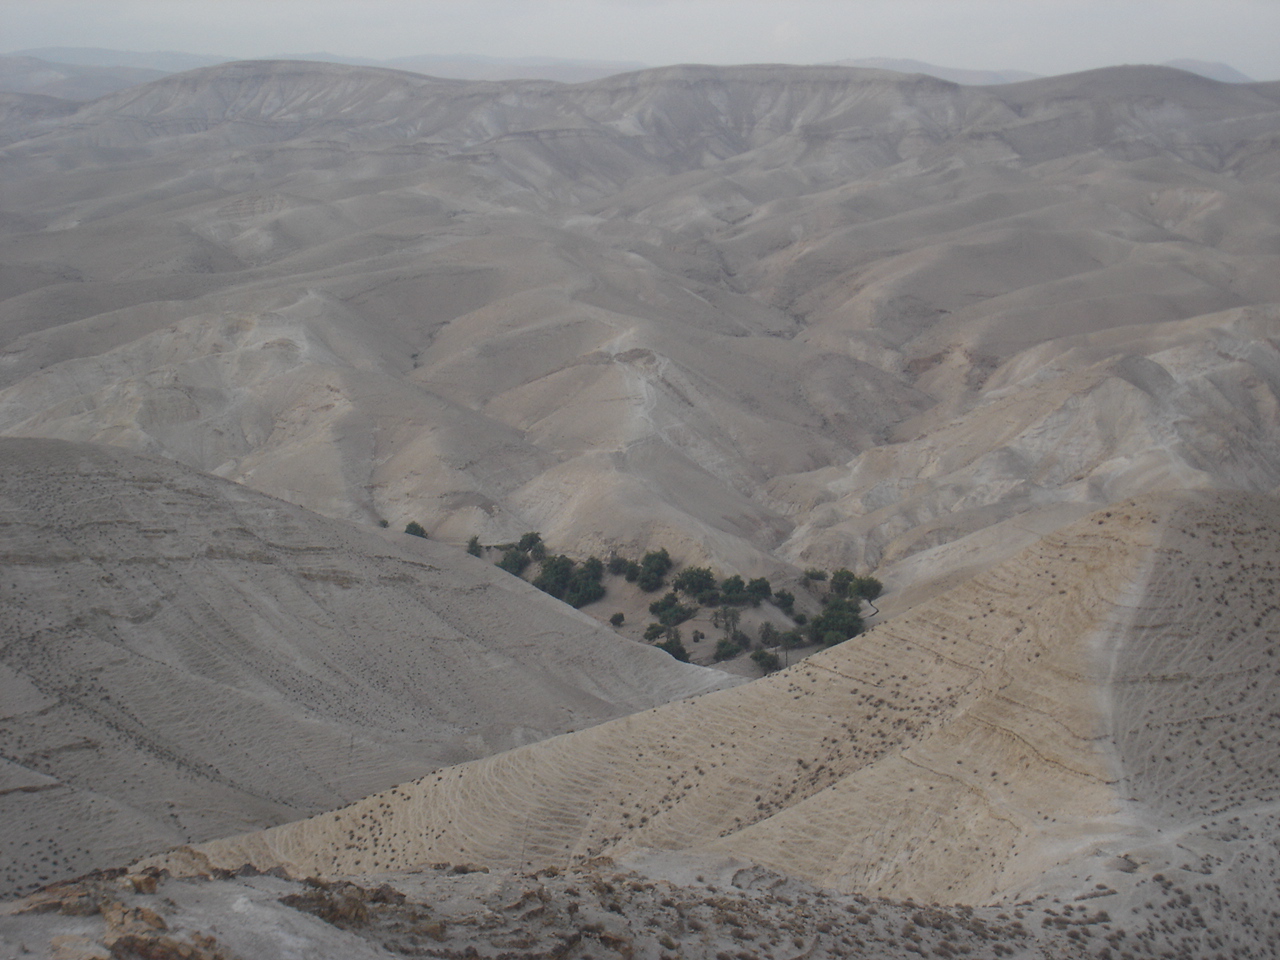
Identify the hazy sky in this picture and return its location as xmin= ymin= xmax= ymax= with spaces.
xmin=4 ymin=0 xmax=1278 ymax=79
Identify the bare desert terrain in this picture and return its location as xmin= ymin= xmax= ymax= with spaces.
xmin=2 ymin=57 xmax=1280 ymax=958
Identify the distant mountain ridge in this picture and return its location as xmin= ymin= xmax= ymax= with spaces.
xmin=7 ymin=46 xmax=648 ymax=86
xmin=0 ymin=54 xmax=168 ymax=101
xmin=832 ymin=56 xmax=1257 ymax=85
xmin=5 ymin=47 xmax=1263 ymax=93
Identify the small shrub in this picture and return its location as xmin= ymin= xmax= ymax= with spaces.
xmin=772 ymin=589 xmax=795 ymax=614
xmin=609 ymin=612 xmax=625 ymax=627
xmin=378 ymin=519 xmax=389 ymax=528
xmin=466 ymin=535 xmax=482 ymax=557
xmin=405 ymin=521 xmax=428 ymax=538
xmin=643 ymin=622 xmax=665 ymax=641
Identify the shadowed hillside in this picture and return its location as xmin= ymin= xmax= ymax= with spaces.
xmin=0 ymin=438 xmax=735 ymax=897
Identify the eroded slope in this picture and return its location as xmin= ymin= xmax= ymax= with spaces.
xmin=2 ymin=63 xmax=1278 ymax=580
xmin=177 ymin=492 xmax=1279 ymax=915
xmin=0 ymin=438 xmax=736 ymax=897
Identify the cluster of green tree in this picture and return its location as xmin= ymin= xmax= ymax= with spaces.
xmin=808 ymin=596 xmax=864 ymax=646
xmin=475 ymin=529 xmax=882 ymax=664
xmin=495 ymin=531 xmax=548 ymax=576
xmin=648 ymin=591 xmax=697 ymax=626
xmin=533 ymin=554 xmax=606 ymax=609
xmin=670 ymin=567 xmax=774 ymax=607
xmin=604 ymin=548 xmax=674 ymax=591
xmin=828 ymin=568 xmax=883 ymax=600
xmin=750 ymin=649 xmax=781 ymax=673
xmin=656 ymin=634 xmax=689 ymax=662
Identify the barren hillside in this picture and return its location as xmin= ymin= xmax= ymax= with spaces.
xmin=3 ymin=59 xmax=1280 ymax=958
xmin=121 ymin=491 xmax=1280 ymax=957
xmin=0 ymin=438 xmax=735 ymax=897
xmin=1 ymin=61 xmax=1277 ymax=586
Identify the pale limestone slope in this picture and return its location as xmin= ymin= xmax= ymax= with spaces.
xmin=181 ymin=492 xmax=1280 ymax=904
xmin=0 ymin=438 xmax=737 ymax=896
xmin=2 ymin=62 xmax=1279 ymax=583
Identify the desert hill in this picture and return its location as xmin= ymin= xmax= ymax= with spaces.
xmin=2 ymin=55 xmax=1280 ymax=957
xmin=0 ymin=437 xmax=736 ymax=897
xmin=0 ymin=55 xmax=168 ymax=102
xmin=130 ymin=490 xmax=1280 ymax=956
xmin=172 ymin=491 xmax=1280 ymax=897
xmin=1 ymin=60 xmax=1278 ymax=591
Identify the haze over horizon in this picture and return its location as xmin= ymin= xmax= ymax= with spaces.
xmin=2 ymin=0 xmax=1278 ymax=82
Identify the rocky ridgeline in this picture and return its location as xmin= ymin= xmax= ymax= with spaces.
xmin=5 ymin=848 xmax=1277 ymax=960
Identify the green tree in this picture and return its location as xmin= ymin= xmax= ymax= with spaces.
xmin=719 ymin=575 xmax=748 ymax=605
xmin=656 ymin=630 xmax=689 ymax=662
xmin=829 ymin=568 xmax=856 ymax=598
xmin=518 ymin=531 xmax=546 ymax=560
xmin=673 ymin=566 xmax=717 ymax=596
xmin=772 ymin=589 xmax=795 ymax=615
xmin=533 ymin=555 xmax=575 ymax=600
xmin=637 ymin=548 xmax=673 ymax=592
xmin=808 ymin=596 xmax=863 ymax=645
xmin=564 ymin=557 xmax=606 ymax=608
xmin=609 ymin=612 xmax=625 ymax=627
xmin=466 ymin=535 xmax=482 ymax=557
xmin=751 ymin=649 xmax=781 ymax=674
xmin=497 ymin=548 xmax=530 ymax=576
xmin=855 ymin=576 xmax=883 ymax=600
xmin=745 ymin=577 xmax=772 ymax=605
xmin=405 ymin=521 xmax=428 ymax=538
xmin=713 ymin=637 xmax=741 ymax=662
xmin=717 ymin=605 xmax=741 ymax=638
xmin=649 ymin=591 xmax=695 ymax=626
